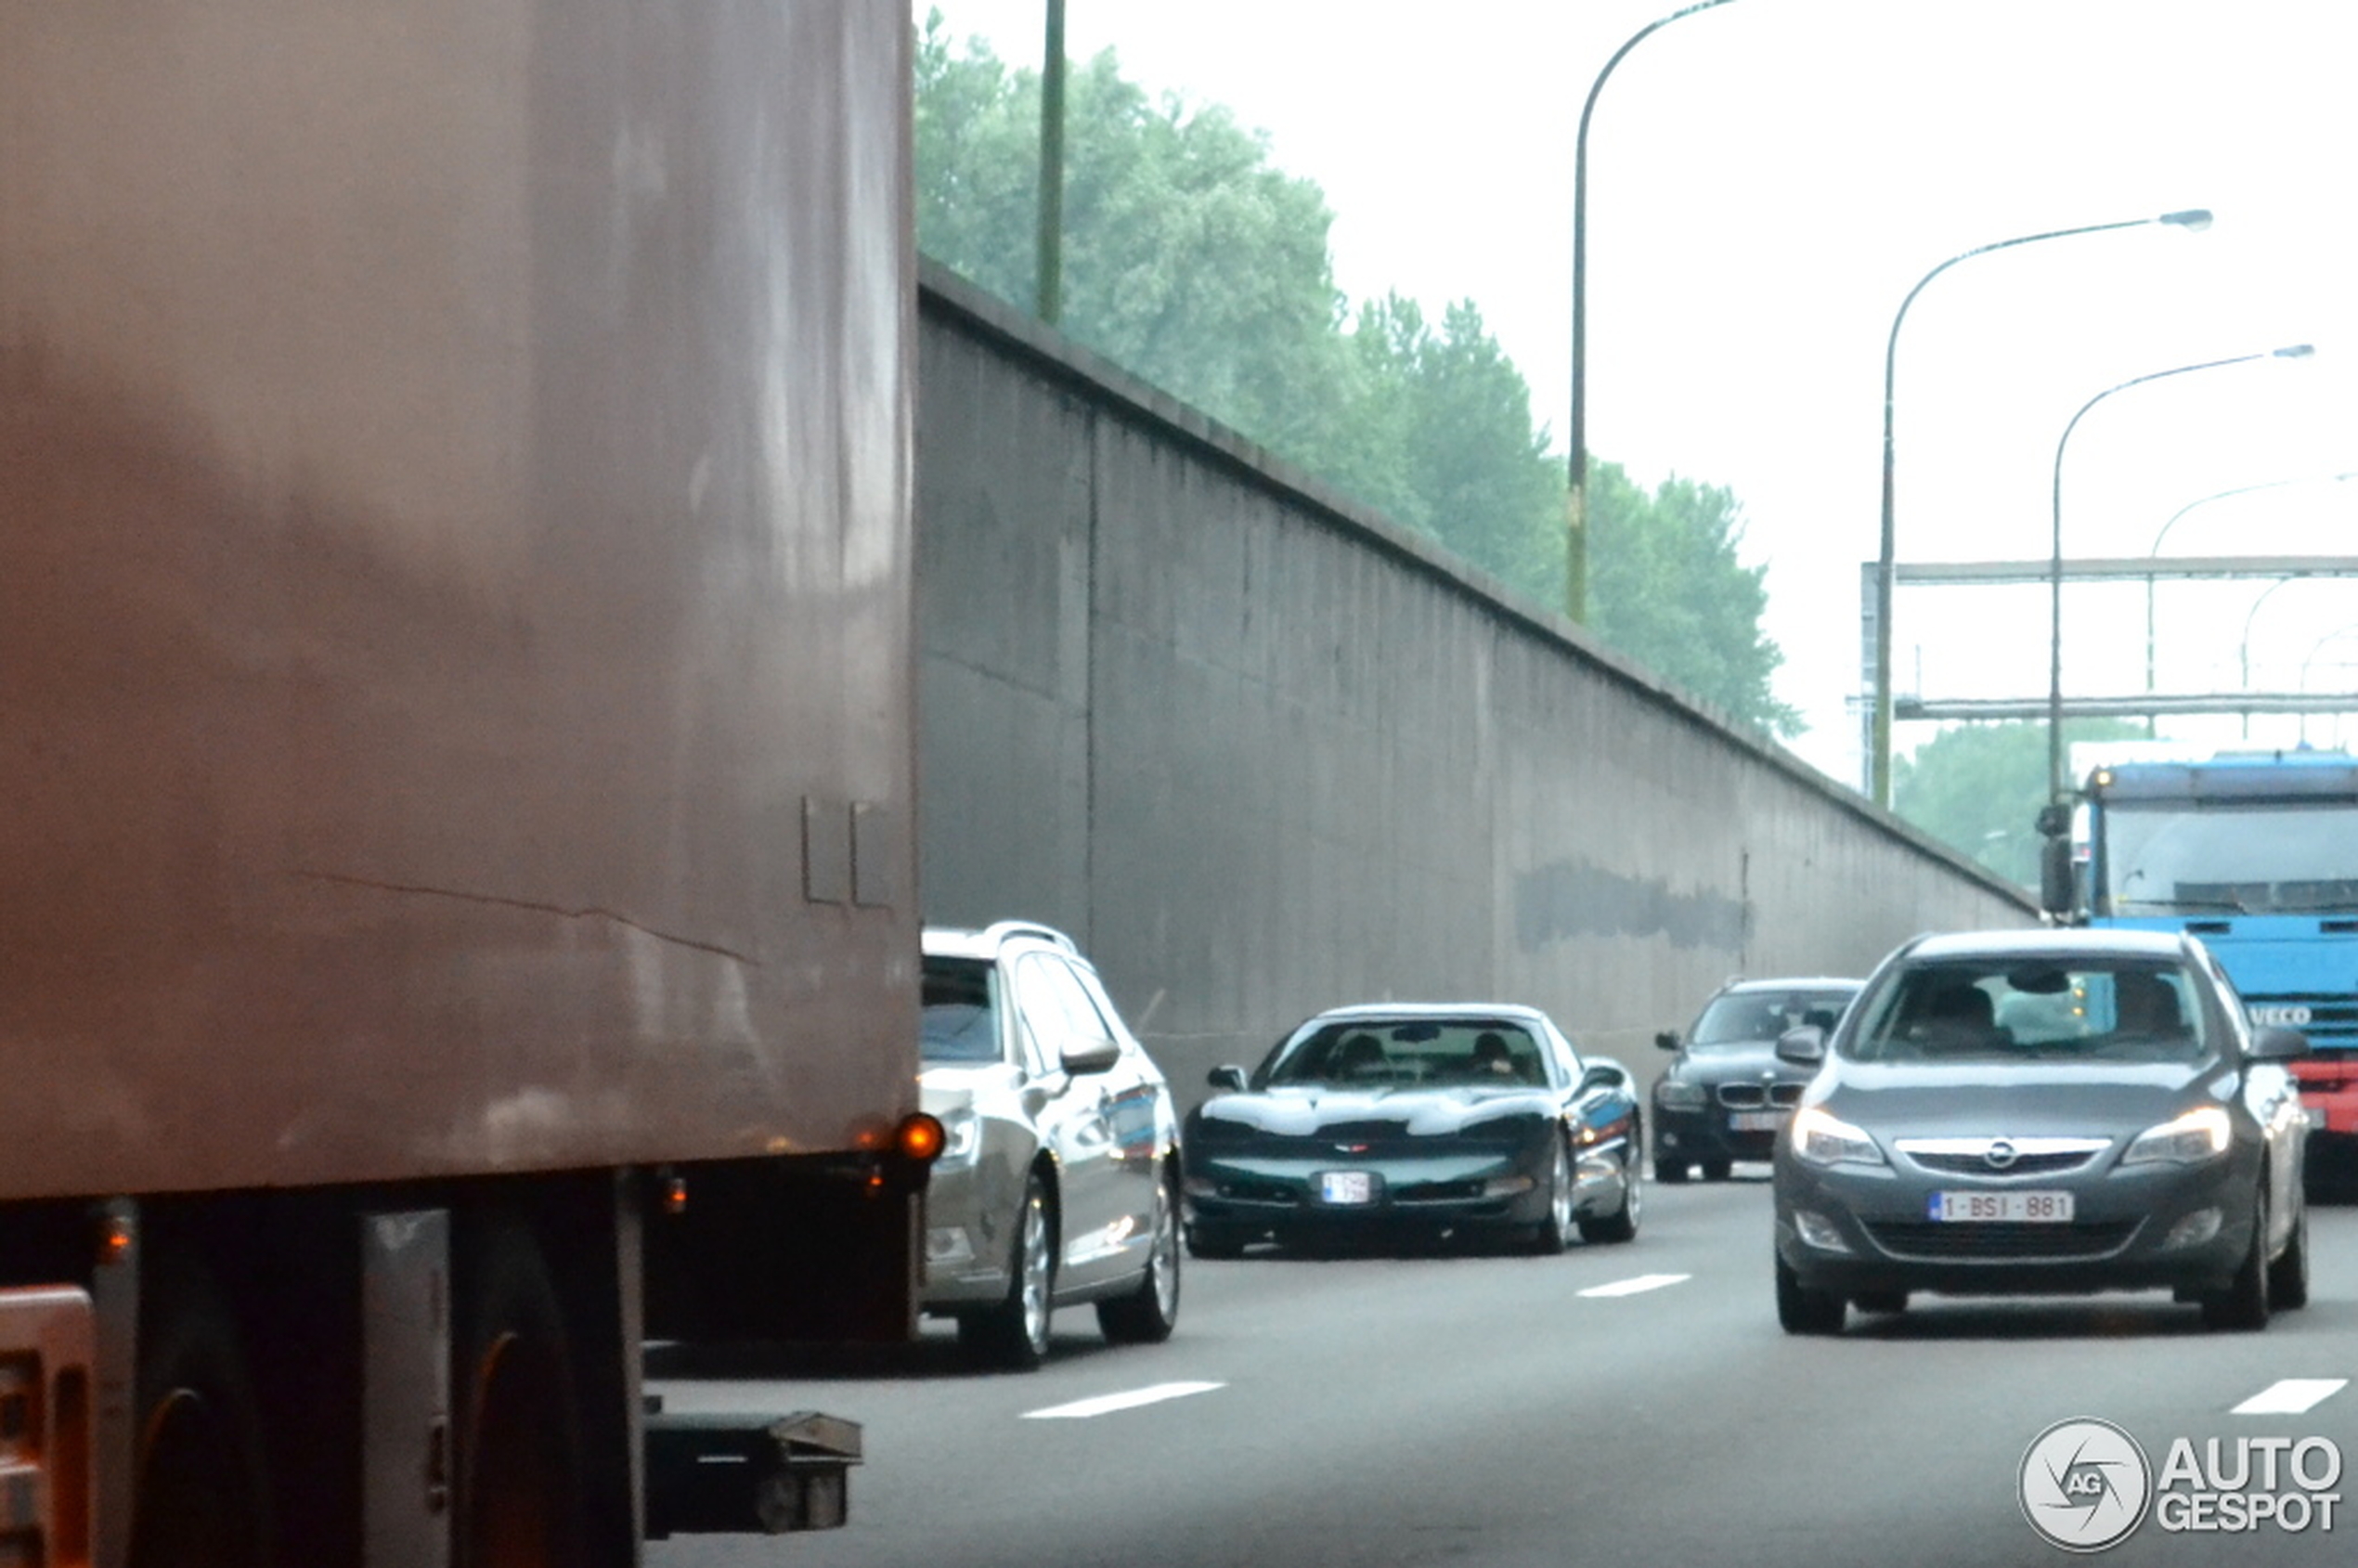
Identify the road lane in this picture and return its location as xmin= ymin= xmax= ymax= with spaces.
xmin=650 ymin=1175 xmax=2358 ymax=1568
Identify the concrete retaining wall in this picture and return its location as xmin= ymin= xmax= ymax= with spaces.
xmin=914 ymin=263 xmax=2035 ymax=1098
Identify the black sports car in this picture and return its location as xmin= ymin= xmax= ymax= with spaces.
xmin=1182 ymin=1003 xmax=1642 ymax=1256
xmin=1652 ymin=977 xmax=1861 ymax=1182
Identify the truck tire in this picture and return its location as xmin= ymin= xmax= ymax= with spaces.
xmin=960 ymin=1172 xmax=1055 ymax=1370
xmin=129 ymin=1269 xmax=274 ymax=1568
xmin=1097 ymin=1167 xmax=1182 ymax=1343
xmin=455 ymin=1214 xmax=589 ymax=1568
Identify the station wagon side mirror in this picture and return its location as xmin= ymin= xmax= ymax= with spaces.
xmin=1653 ymin=1030 xmax=1680 ymax=1052
xmin=1774 ymin=1025 xmax=1825 ymax=1065
xmin=2248 ymin=1026 xmax=2310 ymax=1063
xmin=1207 ymin=1064 xmax=1249 ymax=1093
xmin=1060 ymin=1037 xmax=1122 ymax=1076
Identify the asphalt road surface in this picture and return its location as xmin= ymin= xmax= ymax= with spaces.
xmin=648 ymin=1173 xmax=2358 ymax=1568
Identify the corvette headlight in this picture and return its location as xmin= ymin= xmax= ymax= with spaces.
xmin=1653 ymin=1080 xmax=1706 ymax=1110
xmin=1789 ymin=1106 xmax=1885 ymax=1168
xmin=2120 ymin=1106 xmax=2231 ymax=1166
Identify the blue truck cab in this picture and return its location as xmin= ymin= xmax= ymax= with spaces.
xmin=2043 ymin=750 xmax=2358 ymax=1180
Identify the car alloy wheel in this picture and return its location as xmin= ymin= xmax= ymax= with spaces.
xmin=1577 ymin=1147 xmax=1639 ymax=1244
xmin=2267 ymin=1196 xmax=2309 ymax=1311
xmin=1775 ymin=1252 xmax=1846 ymax=1336
xmin=1098 ymin=1169 xmax=1182 ymax=1343
xmin=1524 ymin=1139 xmax=1575 ymax=1255
xmin=962 ymin=1173 xmax=1056 ymax=1369
xmin=2202 ymin=1188 xmax=2272 ymax=1332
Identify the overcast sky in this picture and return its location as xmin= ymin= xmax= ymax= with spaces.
xmin=924 ymin=1 xmax=2358 ymax=783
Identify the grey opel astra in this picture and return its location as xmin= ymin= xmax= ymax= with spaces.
xmin=1772 ymin=927 xmax=2310 ymax=1335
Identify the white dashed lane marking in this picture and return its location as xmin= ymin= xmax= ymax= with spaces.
xmin=1022 ymin=1380 xmax=1226 ymax=1420
xmin=1577 ymin=1273 xmax=1692 ymax=1299
xmin=2233 ymin=1379 xmax=2349 ymax=1415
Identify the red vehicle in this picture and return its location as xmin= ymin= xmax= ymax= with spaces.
xmin=0 ymin=2 xmax=931 ymax=1562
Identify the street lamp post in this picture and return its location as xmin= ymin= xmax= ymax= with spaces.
xmin=2238 ymin=577 xmax=2298 ymax=739
xmin=2144 ymin=471 xmax=2358 ymax=701
xmin=2298 ymin=620 xmax=2358 ymax=746
xmin=1567 ymin=0 xmax=1743 ymax=625
xmin=1869 ymin=208 xmax=2211 ymax=807
xmin=2048 ymin=344 xmax=2315 ymax=804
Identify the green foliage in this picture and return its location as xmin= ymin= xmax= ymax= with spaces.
xmin=913 ymin=12 xmax=1800 ymax=740
xmin=1894 ymin=719 xmax=2150 ymax=886
xmin=1587 ymin=463 xmax=1800 ymax=737
xmin=915 ymin=15 xmax=1349 ymax=459
xmin=1333 ymin=295 xmax=1568 ymax=599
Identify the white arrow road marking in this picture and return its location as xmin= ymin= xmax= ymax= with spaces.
xmin=2233 ymin=1379 xmax=2349 ymax=1415
xmin=1022 ymin=1380 xmax=1226 ymax=1420
xmin=1577 ymin=1273 xmax=1692 ymax=1299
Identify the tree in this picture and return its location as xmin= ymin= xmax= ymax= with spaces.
xmin=1894 ymin=719 xmax=2150 ymax=886
xmin=914 ymin=15 xmax=1350 ymax=461
xmin=913 ymin=13 xmax=1802 ymax=741
xmin=1587 ymin=464 xmax=1801 ymax=737
xmin=1335 ymin=295 xmax=1566 ymax=601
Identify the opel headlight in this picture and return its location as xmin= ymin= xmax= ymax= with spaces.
xmin=2120 ymin=1106 xmax=2231 ymax=1166
xmin=1789 ymin=1106 xmax=1885 ymax=1168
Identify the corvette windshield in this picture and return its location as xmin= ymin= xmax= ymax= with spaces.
xmin=1846 ymin=961 xmax=2209 ymax=1066
xmin=1261 ymin=1020 xmax=1546 ymax=1087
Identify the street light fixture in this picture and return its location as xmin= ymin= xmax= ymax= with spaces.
xmin=1869 ymin=207 xmax=2211 ymax=807
xmin=2047 ymin=343 xmax=2315 ymax=804
xmin=1567 ymin=0 xmax=1744 ymax=625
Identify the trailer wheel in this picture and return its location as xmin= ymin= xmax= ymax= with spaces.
xmin=129 ymin=1273 xmax=274 ymax=1568
xmin=455 ymin=1217 xmax=588 ymax=1568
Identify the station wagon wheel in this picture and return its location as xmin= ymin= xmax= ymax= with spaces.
xmin=1098 ymin=1165 xmax=1182 ymax=1343
xmin=962 ymin=1172 xmax=1056 ymax=1369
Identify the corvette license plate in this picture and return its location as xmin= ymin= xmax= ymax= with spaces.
xmin=1318 ymin=1171 xmax=1377 ymax=1205
xmin=1929 ymin=1190 xmax=2074 ymax=1223
xmin=1729 ymin=1110 xmax=1789 ymax=1133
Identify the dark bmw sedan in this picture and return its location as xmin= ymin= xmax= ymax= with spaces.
xmin=1652 ymin=977 xmax=1860 ymax=1182
xmin=1772 ymin=928 xmax=2311 ymax=1335
xmin=1183 ymin=1004 xmax=1642 ymax=1256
